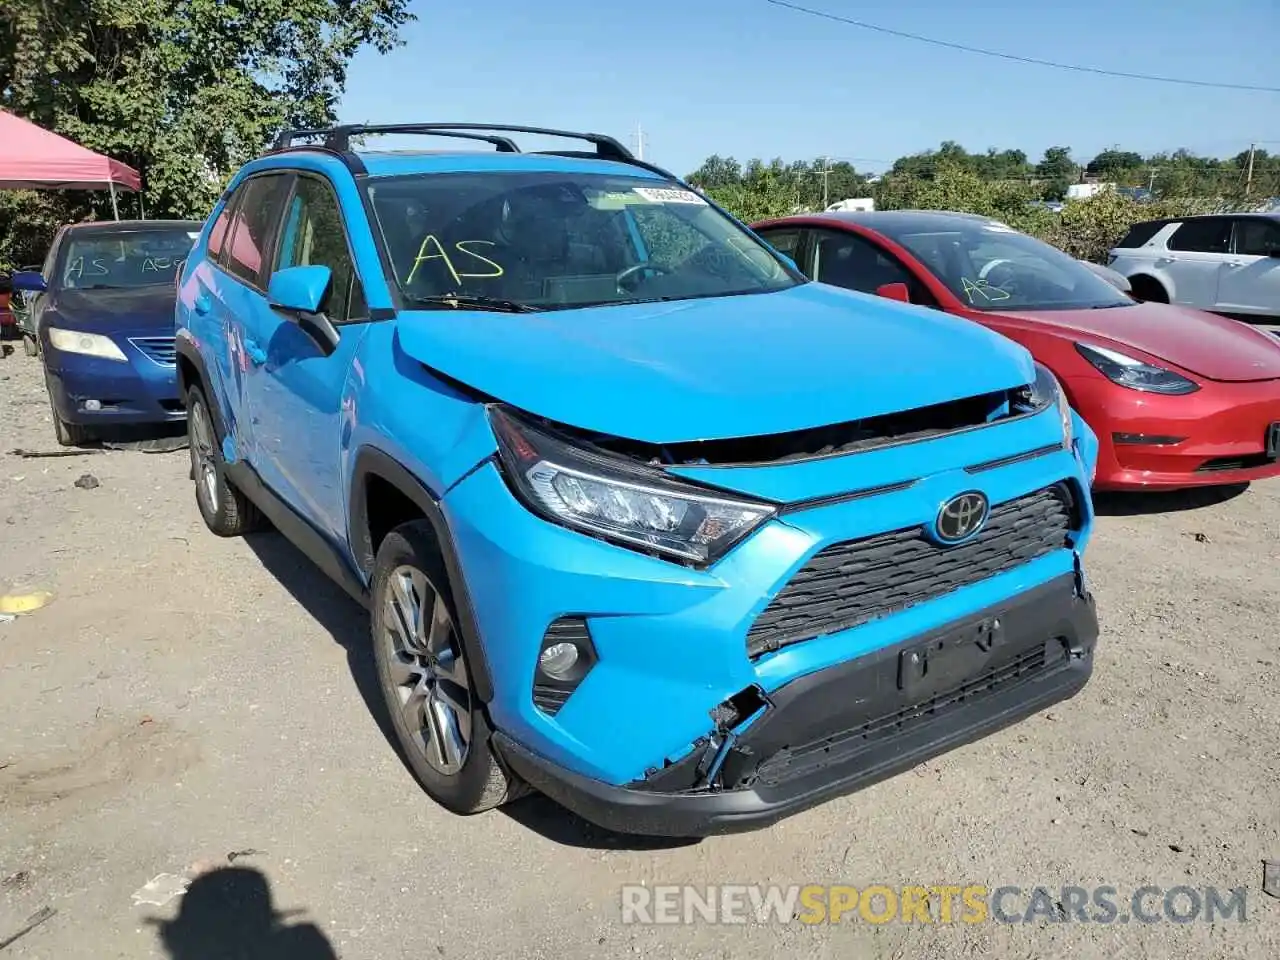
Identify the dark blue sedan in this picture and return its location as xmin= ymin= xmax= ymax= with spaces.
xmin=14 ymin=220 xmax=203 ymax=445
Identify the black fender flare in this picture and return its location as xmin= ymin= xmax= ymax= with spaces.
xmin=348 ymin=446 xmax=495 ymax=703
xmin=175 ymin=334 xmax=229 ymax=442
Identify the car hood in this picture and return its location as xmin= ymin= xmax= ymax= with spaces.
xmin=1007 ymin=301 xmax=1280 ymax=382
xmin=394 ymin=283 xmax=1035 ymax=443
xmin=48 ymin=285 xmax=177 ymax=334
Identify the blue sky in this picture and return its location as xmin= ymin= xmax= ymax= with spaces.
xmin=339 ymin=0 xmax=1279 ymax=177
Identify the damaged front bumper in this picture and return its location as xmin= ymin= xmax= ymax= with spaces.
xmin=493 ymin=572 xmax=1097 ymax=837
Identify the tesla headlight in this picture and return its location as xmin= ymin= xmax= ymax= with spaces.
xmin=1017 ymin=362 xmax=1073 ymax=447
xmin=46 ymin=327 xmax=128 ymax=362
xmin=1075 ymin=342 xmax=1198 ymax=395
xmin=489 ymin=406 xmax=775 ymax=564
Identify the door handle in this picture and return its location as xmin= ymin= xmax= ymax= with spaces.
xmin=1224 ymin=261 xmax=1243 ymax=268
xmin=194 ymin=292 xmax=211 ymax=315
xmin=243 ymin=338 xmax=268 ymax=366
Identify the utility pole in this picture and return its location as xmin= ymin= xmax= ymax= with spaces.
xmin=1245 ymin=143 xmax=1256 ymax=199
xmin=818 ymin=156 xmax=832 ymax=209
xmin=633 ymin=122 xmax=646 ymax=160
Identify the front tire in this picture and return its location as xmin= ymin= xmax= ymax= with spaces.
xmin=371 ymin=521 xmax=521 ymax=815
xmin=186 ymin=385 xmax=263 ymax=536
xmin=45 ymin=381 xmax=90 ymax=447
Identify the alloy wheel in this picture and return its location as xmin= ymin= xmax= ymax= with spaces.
xmin=189 ymin=398 xmax=219 ymax=512
xmin=381 ymin=564 xmax=473 ymax=775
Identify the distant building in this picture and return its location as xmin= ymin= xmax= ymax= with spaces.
xmin=826 ymin=197 xmax=876 ymax=212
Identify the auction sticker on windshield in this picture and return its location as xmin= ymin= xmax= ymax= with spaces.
xmin=634 ymin=187 xmax=707 ymax=204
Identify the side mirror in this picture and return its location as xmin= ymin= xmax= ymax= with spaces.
xmin=875 ymin=281 xmax=911 ymax=303
xmin=267 ymin=265 xmax=339 ymax=356
xmin=12 ymin=271 xmax=47 ymax=293
xmin=268 ymin=264 xmax=331 ymax=314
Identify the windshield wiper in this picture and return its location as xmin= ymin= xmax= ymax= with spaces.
xmin=407 ymin=294 xmax=542 ymax=313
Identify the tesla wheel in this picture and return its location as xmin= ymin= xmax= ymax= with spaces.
xmin=371 ymin=520 xmax=522 ymax=815
xmin=186 ymin=385 xmax=263 ymax=537
xmin=1129 ymin=275 xmax=1168 ymax=303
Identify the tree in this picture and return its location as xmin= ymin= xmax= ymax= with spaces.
xmin=0 ymin=0 xmax=414 ymax=266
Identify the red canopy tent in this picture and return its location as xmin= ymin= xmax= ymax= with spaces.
xmin=0 ymin=109 xmax=142 ymax=218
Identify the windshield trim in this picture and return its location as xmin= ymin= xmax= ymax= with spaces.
xmin=360 ymin=169 xmax=807 ymax=311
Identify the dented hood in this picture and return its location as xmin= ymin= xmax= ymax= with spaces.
xmin=394 ymin=282 xmax=1035 ymax=443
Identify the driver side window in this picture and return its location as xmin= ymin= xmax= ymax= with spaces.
xmin=811 ymin=229 xmax=923 ymax=299
xmin=275 ymin=176 xmax=368 ymax=322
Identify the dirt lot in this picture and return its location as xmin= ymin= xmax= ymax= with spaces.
xmin=1 ymin=348 xmax=1277 ymax=959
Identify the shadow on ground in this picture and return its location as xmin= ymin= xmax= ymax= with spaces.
xmin=1093 ymin=482 xmax=1250 ymax=517
xmin=147 ymin=866 xmax=337 ymax=960
xmin=242 ymin=529 xmax=693 ymax=851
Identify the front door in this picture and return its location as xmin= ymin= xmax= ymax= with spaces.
xmin=242 ymin=173 xmax=372 ymax=542
xmin=1219 ymin=217 xmax=1280 ymax=318
xmin=1162 ymin=217 xmax=1232 ymax=309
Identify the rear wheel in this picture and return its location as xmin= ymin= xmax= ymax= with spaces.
xmin=371 ymin=521 xmax=522 ymax=815
xmin=1129 ymin=275 xmax=1168 ymax=303
xmin=186 ymin=385 xmax=263 ymax=536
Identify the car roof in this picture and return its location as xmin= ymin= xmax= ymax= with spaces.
xmin=248 ymin=146 xmax=674 ymax=184
xmin=1129 ymin=211 xmax=1280 ymax=228
xmin=63 ymin=219 xmax=204 ymax=235
xmin=785 ymin=210 xmax=1002 ymax=232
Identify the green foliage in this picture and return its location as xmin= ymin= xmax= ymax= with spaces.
xmin=688 ymin=156 xmax=870 ymax=219
xmin=0 ymin=0 xmax=414 ymax=270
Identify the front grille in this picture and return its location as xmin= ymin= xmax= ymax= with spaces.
xmin=129 ymin=336 xmax=177 ymax=366
xmin=752 ymin=644 xmax=1051 ymax=787
xmin=746 ymin=484 xmax=1074 ymax=658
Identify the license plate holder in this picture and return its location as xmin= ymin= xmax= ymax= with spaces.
xmin=897 ymin=615 xmax=1006 ymax=698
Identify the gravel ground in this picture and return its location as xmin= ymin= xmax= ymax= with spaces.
xmin=1 ymin=347 xmax=1278 ymax=959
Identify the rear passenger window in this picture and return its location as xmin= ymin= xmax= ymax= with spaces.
xmin=207 ymin=201 xmax=234 ymax=262
xmin=1167 ymin=218 xmax=1231 ymax=254
xmin=222 ymin=174 xmax=289 ymax=287
xmin=1115 ymin=220 xmax=1165 ymax=248
xmin=275 ymin=176 xmax=367 ymax=322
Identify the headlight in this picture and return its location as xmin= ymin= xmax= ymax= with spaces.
xmin=489 ymin=406 xmax=775 ymax=564
xmin=1075 ymin=342 xmax=1198 ymax=395
xmin=46 ymin=327 xmax=128 ymax=362
xmin=1017 ymin=362 xmax=1073 ymax=447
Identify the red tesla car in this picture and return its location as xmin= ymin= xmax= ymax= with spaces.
xmin=751 ymin=210 xmax=1280 ymax=491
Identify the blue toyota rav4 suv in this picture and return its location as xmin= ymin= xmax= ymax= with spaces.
xmin=175 ymin=123 xmax=1101 ymax=836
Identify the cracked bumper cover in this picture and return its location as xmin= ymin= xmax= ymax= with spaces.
xmin=493 ymin=573 xmax=1097 ymax=837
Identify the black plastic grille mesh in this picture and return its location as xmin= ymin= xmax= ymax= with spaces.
xmin=746 ymin=484 xmax=1073 ymax=658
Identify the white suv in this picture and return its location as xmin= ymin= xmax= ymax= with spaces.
xmin=1107 ymin=213 xmax=1280 ymax=321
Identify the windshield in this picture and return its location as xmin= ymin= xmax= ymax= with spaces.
xmin=881 ymin=220 xmax=1133 ymax=311
xmin=366 ymin=171 xmax=799 ymax=310
xmin=59 ymin=228 xmax=198 ymax=290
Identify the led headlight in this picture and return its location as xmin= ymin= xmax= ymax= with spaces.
xmin=1075 ymin=342 xmax=1198 ymax=395
xmin=46 ymin=328 xmax=128 ymax=362
xmin=490 ymin=406 xmax=775 ymax=564
xmin=1017 ymin=362 xmax=1073 ymax=447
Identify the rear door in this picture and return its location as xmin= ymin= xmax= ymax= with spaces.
xmin=1218 ymin=217 xmax=1280 ymax=317
xmin=241 ymin=171 xmax=372 ymax=540
xmin=201 ymin=172 xmax=292 ymax=463
xmin=1161 ymin=217 xmax=1232 ymax=308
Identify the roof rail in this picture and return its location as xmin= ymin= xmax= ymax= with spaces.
xmin=271 ymin=123 xmax=636 ymax=162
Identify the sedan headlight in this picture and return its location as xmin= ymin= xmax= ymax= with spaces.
xmin=1017 ymin=362 xmax=1073 ymax=447
xmin=1075 ymin=342 xmax=1198 ymax=395
xmin=489 ymin=406 xmax=775 ymax=564
xmin=46 ymin=327 xmax=128 ymax=362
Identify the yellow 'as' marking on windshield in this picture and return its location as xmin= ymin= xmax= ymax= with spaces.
xmin=406 ymin=235 xmax=505 ymax=285
xmin=961 ymin=277 xmax=1011 ymax=302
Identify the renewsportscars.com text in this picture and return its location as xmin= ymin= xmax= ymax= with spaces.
xmin=620 ymin=884 xmax=1250 ymax=925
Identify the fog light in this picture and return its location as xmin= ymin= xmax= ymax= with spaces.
xmin=83 ymin=399 xmax=101 ymax=411
xmin=538 ymin=641 xmax=580 ymax=680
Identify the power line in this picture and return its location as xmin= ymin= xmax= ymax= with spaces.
xmin=764 ymin=0 xmax=1280 ymax=94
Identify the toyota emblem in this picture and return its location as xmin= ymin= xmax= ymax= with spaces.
xmin=934 ymin=491 xmax=990 ymax=544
